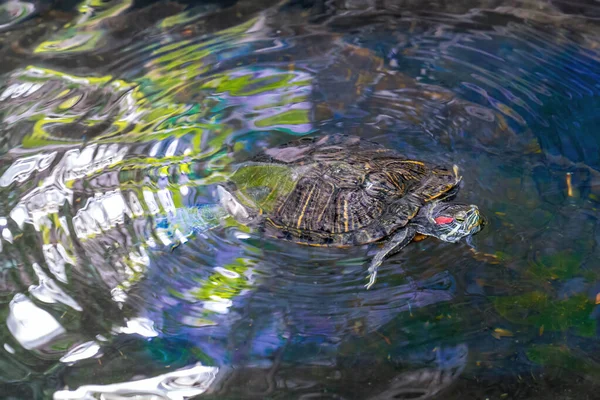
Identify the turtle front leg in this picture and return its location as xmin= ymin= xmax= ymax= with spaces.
xmin=366 ymin=227 xmax=415 ymax=289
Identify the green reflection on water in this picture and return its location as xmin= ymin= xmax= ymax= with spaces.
xmin=527 ymin=344 xmax=600 ymax=378
xmin=529 ymin=250 xmax=592 ymax=281
xmin=255 ymin=109 xmax=310 ymax=128
xmin=34 ymin=0 xmax=133 ymax=54
xmin=192 ymin=257 xmax=254 ymax=301
xmin=495 ymin=292 xmax=595 ymax=337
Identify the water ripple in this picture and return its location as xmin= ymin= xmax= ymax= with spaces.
xmin=1 ymin=1 xmax=600 ymax=399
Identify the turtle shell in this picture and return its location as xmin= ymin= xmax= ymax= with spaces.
xmin=226 ymin=135 xmax=459 ymax=247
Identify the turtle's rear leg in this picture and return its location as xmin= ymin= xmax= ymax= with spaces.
xmin=366 ymin=227 xmax=415 ymax=289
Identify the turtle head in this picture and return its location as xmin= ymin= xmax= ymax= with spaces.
xmin=420 ymin=202 xmax=484 ymax=243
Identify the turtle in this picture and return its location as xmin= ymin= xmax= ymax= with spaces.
xmin=202 ymin=134 xmax=484 ymax=288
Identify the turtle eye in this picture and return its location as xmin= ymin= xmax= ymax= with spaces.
xmin=455 ymin=211 xmax=467 ymax=222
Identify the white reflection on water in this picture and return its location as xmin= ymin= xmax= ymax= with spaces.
xmin=43 ymin=243 xmax=75 ymax=283
xmin=60 ymin=341 xmax=102 ymax=365
xmin=114 ymin=317 xmax=159 ymax=338
xmin=0 ymin=152 xmax=56 ymax=187
xmin=72 ymin=190 xmax=132 ymax=238
xmin=0 ymin=81 xmax=42 ymax=100
xmin=202 ymin=295 xmax=233 ymax=314
xmin=53 ymin=363 xmax=219 ymax=400
xmin=29 ymin=262 xmax=82 ymax=311
xmin=0 ymin=143 xmax=127 ymax=232
xmin=6 ymin=293 xmax=66 ymax=350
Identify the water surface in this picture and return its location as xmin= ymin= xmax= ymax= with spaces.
xmin=1 ymin=0 xmax=600 ymax=399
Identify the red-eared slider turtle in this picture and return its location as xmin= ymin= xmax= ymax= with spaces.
xmin=214 ymin=134 xmax=484 ymax=289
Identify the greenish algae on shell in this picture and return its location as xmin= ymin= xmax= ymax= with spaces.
xmin=228 ymin=163 xmax=304 ymax=213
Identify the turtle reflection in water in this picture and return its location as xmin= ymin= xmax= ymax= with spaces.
xmin=177 ymin=134 xmax=484 ymax=288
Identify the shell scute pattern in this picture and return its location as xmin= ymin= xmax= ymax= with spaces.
xmin=232 ymin=134 xmax=459 ymax=247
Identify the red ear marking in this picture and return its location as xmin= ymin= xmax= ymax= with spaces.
xmin=434 ymin=216 xmax=454 ymax=225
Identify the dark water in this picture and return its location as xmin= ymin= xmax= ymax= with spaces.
xmin=1 ymin=0 xmax=600 ymax=398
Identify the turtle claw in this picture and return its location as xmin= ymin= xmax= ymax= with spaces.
xmin=365 ymin=268 xmax=378 ymax=290
xmin=365 ymin=272 xmax=377 ymax=290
